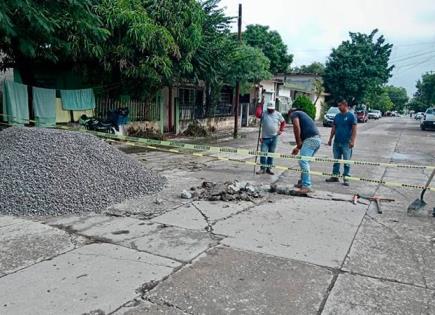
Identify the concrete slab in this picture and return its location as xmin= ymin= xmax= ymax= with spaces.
xmin=47 ymin=215 xmax=161 ymax=243
xmin=151 ymin=201 xmax=255 ymax=232
xmin=214 ymin=197 xmax=366 ymax=268
xmin=323 ymin=273 xmax=435 ymax=315
xmin=0 ymin=218 xmax=77 ymax=275
xmin=152 ymin=204 xmax=207 ymax=231
xmin=148 ymin=247 xmax=333 ymax=315
xmin=0 ymin=243 xmax=180 ymax=315
xmin=194 ymin=201 xmax=254 ymax=222
xmin=122 ymin=225 xmax=219 ymax=262
xmin=0 ymin=216 xmax=24 ymax=228
xmin=105 ymin=170 xmax=200 ymax=219
xmin=114 ymin=300 xmax=186 ymax=315
xmin=344 ymin=215 xmax=435 ymax=289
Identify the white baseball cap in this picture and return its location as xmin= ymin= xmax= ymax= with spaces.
xmin=266 ymin=102 xmax=275 ymax=109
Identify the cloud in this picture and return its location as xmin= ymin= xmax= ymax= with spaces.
xmin=219 ymin=0 xmax=435 ymax=94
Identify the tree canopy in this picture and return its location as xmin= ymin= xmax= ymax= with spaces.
xmin=292 ymin=62 xmax=325 ymax=75
xmin=383 ymin=85 xmax=408 ymax=112
xmin=0 ymin=0 xmax=108 ymax=79
xmin=324 ymin=29 xmax=394 ymax=107
xmin=414 ymin=72 xmax=435 ymax=107
xmin=243 ymin=24 xmax=293 ymax=74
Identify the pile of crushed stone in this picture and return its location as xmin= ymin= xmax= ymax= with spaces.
xmin=0 ymin=127 xmax=166 ymax=216
xmin=181 ymin=181 xmax=263 ymax=202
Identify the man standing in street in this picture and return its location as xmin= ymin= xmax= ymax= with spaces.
xmin=326 ymin=98 xmax=357 ymax=186
xmin=255 ymin=101 xmax=285 ymax=175
xmin=289 ymin=108 xmax=321 ymax=193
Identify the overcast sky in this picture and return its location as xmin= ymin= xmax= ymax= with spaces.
xmin=219 ymin=0 xmax=435 ymax=95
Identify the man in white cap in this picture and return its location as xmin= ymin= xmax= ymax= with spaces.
xmin=255 ymin=100 xmax=285 ymax=175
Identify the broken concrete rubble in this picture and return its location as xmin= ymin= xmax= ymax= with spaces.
xmin=183 ymin=181 xmax=263 ymax=202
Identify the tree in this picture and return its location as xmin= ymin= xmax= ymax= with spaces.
xmin=293 ymin=62 xmax=325 ymax=75
xmin=224 ymin=44 xmax=271 ymax=87
xmin=365 ymin=91 xmax=394 ymax=114
xmin=414 ymin=72 xmax=435 ymax=106
xmin=191 ymin=0 xmax=235 ymax=112
xmin=243 ymin=24 xmax=293 ymax=74
xmin=0 ymin=0 xmax=109 ymax=83
xmin=408 ymin=98 xmax=428 ymax=113
xmin=292 ymin=95 xmax=316 ymax=120
xmin=383 ymin=85 xmax=408 ymax=112
xmin=324 ymin=29 xmax=393 ymax=107
xmin=94 ymin=0 xmax=203 ymax=96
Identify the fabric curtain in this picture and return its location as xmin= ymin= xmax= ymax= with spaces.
xmin=55 ymin=98 xmax=71 ymax=123
xmin=60 ymin=88 xmax=96 ymax=110
xmin=2 ymin=80 xmax=29 ymax=125
xmin=32 ymin=87 xmax=56 ymax=127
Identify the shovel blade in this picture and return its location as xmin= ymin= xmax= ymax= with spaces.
xmin=407 ymin=198 xmax=427 ymax=212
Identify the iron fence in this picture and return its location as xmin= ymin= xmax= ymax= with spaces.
xmin=95 ymin=97 xmax=160 ymax=122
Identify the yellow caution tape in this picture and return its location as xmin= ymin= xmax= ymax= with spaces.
xmin=108 ymin=139 xmax=435 ymax=192
xmin=1 ymin=114 xmax=434 ymax=174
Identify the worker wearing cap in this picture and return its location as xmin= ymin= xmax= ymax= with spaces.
xmin=255 ymin=101 xmax=285 ymax=175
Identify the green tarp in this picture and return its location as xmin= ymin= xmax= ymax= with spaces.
xmin=2 ymin=80 xmax=29 ymax=125
xmin=60 ymin=88 xmax=95 ymax=110
xmin=33 ymin=87 xmax=56 ymax=127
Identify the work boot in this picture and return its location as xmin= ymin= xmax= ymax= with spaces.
xmin=325 ymin=177 xmax=339 ymax=183
xmin=343 ymin=177 xmax=350 ymax=186
xmin=266 ymin=168 xmax=275 ymax=175
xmin=256 ymin=168 xmax=266 ymax=175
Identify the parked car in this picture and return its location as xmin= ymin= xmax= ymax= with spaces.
xmin=368 ymin=110 xmax=381 ymax=119
xmin=323 ymin=106 xmax=340 ymax=127
xmin=420 ymin=108 xmax=435 ymax=130
xmin=415 ymin=112 xmax=424 ymax=120
xmin=356 ymin=109 xmax=368 ymax=123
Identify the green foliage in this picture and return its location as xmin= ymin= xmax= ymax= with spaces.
xmin=324 ymin=29 xmax=393 ymax=106
xmin=292 ymin=95 xmax=316 ymax=120
xmin=365 ymin=91 xmax=394 ymax=114
xmin=225 ymin=44 xmax=271 ymax=86
xmin=414 ymin=72 xmax=435 ymax=106
xmin=95 ymin=0 xmax=203 ymax=93
xmin=0 ymin=0 xmax=108 ymax=71
xmin=383 ymin=85 xmax=408 ymax=112
xmin=243 ymin=24 xmax=293 ymax=74
xmin=293 ymin=62 xmax=325 ymax=75
xmin=408 ymin=98 xmax=428 ymax=113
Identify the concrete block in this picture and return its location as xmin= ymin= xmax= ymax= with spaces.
xmin=148 ymin=247 xmax=333 ymax=315
xmin=0 ymin=243 xmax=180 ymax=315
xmin=323 ymin=273 xmax=435 ymax=315
xmin=214 ymin=197 xmax=366 ymax=268
xmin=0 ymin=218 xmax=76 ymax=275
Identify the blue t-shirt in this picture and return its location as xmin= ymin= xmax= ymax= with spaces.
xmin=333 ymin=112 xmax=357 ymax=144
xmin=290 ymin=110 xmax=319 ymax=141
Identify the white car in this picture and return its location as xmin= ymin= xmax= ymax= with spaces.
xmin=415 ymin=112 xmax=424 ymax=120
xmin=368 ymin=110 xmax=381 ymax=119
xmin=420 ymin=108 xmax=435 ymax=130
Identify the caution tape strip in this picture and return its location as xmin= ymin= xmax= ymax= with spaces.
xmin=106 ymin=138 xmax=435 ymax=192
xmin=1 ymin=113 xmax=434 ymax=171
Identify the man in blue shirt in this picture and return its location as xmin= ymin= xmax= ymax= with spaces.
xmin=326 ymin=98 xmax=357 ymax=186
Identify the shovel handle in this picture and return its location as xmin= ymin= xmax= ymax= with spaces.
xmin=421 ymin=169 xmax=435 ymax=200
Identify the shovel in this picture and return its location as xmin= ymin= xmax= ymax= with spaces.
xmin=408 ymin=168 xmax=435 ymax=213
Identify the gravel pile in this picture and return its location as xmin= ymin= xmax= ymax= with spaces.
xmin=0 ymin=127 xmax=166 ymax=216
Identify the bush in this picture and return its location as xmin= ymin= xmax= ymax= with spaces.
xmin=292 ymin=95 xmax=316 ymax=120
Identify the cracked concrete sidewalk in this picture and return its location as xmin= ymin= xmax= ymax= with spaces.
xmin=0 ymin=117 xmax=434 ymax=315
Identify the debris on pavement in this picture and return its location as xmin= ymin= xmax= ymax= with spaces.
xmin=182 ymin=120 xmax=208 ymax=137
xmin=0 ymin=127 xmax=166 ymax=216
xmin=185 ymin=180 xmax=263 ymax=201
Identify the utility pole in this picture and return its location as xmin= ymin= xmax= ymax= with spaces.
xmin=233 ymin=3 xmax=242 ymax=138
